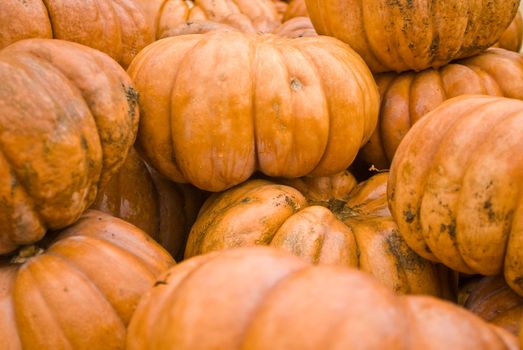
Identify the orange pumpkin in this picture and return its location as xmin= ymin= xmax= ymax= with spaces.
xmin=388 ymin=95 xmax=523 ymax=296
xmin=305 ymin=0 xmax=520 ymax=73
xmin=91 ymin=149 xmax=206 ymax=259
xmin=128 ymin=247 xmax=517 ymax=350
xmin=0 ymin=39 xmax=139 ymax=254
xmin=161 ymin=16 xmax=316 ymax=39
xmin=0 ymin=0 xmax=158 ymax=67
xmin=129 ymin=30 xmax=379 ymax=192
xmin=495 ymin=12 xmax=523 ymax=52
xmin=0 ymin=210 xmax=174 ymax=349
xmin=284 ymin=0 xmax=308 ymax=21
xmin=272 ymin=0 xmax=289 ymax=21
xmin=186 ymin=171 xmax=454 ymax=297
xmin=463 ymin=276 xmax=523 ymax=336
xmin=360 ymin=48 xmax=523 ymax=169
xmin=145 ymin=0 xmax=281 ymax=37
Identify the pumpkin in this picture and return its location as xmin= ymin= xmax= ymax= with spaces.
xmin=186 ymin=171 xmax=454 ymax=297
xmin=275 ymin=17 xmax=317 ymax=38
xmin=388 ymin=95 xmax=523 ymax=297
xmin=128 ymin=246 xmax=517 ymax=350
xmin=272 ymin=0 xmax=289 ymax=21
xmin=305 ymin=0 xmax=520 ymax=73
xmin=360 ymin=48 xmax=523 ymax=169
xmin=146 ymin=0 xmax=282 ymax=37
xmin=284 ymin=0 xmax=308 ymax=21
xmin=161 ymin=17 xmax=316 ymax=39
xmin=0 ymin=210 xmax=174 ymax=349
xmin=128 ymin=30 xmax=379 ymax=192
xmin=495 ymin=11 xmax=523 ymax=52
xmin=462 ymin=276 xmax=523 ymax=336
xmin=91 ymin=148 xmax=206 ymax=259
xmin=0 ymin=0 xmax=157 ymax=67
xmin=0 ymin=39 xmax=139 ymax=255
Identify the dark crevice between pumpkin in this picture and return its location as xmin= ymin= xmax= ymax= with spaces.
xmin=2 ymin=230 xmax=60 ymax=265
xmin=308 ymin=199 xmax=362 ymax=223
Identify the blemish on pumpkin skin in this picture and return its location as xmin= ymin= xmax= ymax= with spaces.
xmin=513 ymin=276 xmax=523 ymax=286
xmin=404 ymin=209 xmax=415 ymax=223
xmin=385 ymin=230 xmax=425 ymax=273
xmin=290 ymin=78 xmax=303 ymax=91
xmin=483 ymin=199 xmax=496 ymax=222
xmin=123 ymin=85 xmax=139 ymax=120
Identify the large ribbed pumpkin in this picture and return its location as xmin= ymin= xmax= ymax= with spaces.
xmin=186 ymin=172 xmax=454 ymax=297
xmin=127 ymin=247 xmax=517 ymax=350
xmin=360 ymin=48 xmax=523 ymax=169
xmin=305 ymin=0 xmax=520 ymax=73
xmin=0 ymin=39 xmax=139 ymax=254
xmin=128 ymin=31 xmax=379 ymax=192
xmin=388 ymin=95 xmax=523 ymax=297
xmin=495 ymin=11 xmax=523 ymax=52
xmin=0 ymin=210 xmax=174 ymax=350
xmin=91 ymin=149 xmax=206 ymax=259
xmin=463 ymin=276 xmax=523 ymax=336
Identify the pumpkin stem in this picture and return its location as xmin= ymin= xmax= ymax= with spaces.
xmin=11 ymin=245 xmax=44 ymax=264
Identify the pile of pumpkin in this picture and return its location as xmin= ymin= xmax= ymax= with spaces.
xmin=0 ymin=0 xmax=523 ymax=349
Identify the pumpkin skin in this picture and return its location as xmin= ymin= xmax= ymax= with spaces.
xmin=128 ymin=31 xmax=379 ymax=192
xmin=360 ymin=48 xmax=523 ymax=169
xmin=463 ymin=276 xmax=523 ymax=336
xmin=128 ymin=247 xmax=517 ymax=350
xmin=0 ymin=0 xmax=158 ymax=67
xmin=495 ymin=11 xmax=523 ymax=52
xmin=305 ymin=0 xmax=520 ymax=73
xmin=284 ymin=0 xmax=308 ymax=21
xmin=161 ymin=17 xmax=316 ymax=39
xmin=143 ymin=0 xmax=281 ymax=37
xmin=0 ymin=210 xmax=174 ymax=350
xmin=0 ymin=39 xmax=139 ymax=255
xmin=186 ymin=171 xmax=454 ymax=297
xmin=388 ymin=95 xmax=523 ymax=296
xmin=91 ymin=148 xmax=206 ymax=259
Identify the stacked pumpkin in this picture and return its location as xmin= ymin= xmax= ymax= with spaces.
xmin=0 ymin=0 xmax=522 ymax=348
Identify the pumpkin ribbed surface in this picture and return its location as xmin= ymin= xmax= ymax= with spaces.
xmin=388 ymin=95 xmax=523 ymax=296
xmin=305 ymin=0 xmax=520 ymax=73
xmin=0 ymin=39 xmax=139 ymax=254
xmin=360 ymin=48 xmax=523 ymax=169
xmin=127 ymin=247 xmax=517 ymax=350
xmin=186 ymin=172 xmax=454 ymax=297
xmin=128 ymin=31 xmax=379 ymax=192
xmin=495 ymin=11 xmax=523 ymax=52
xmin=91 ymin=148 xmax=205 ymax=259
xmin=463 ymin=276 xmax=523 ymax=336
xmin=0 ymin=210 xmax=174 ymax=350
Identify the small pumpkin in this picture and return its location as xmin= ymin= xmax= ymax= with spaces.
xmin=495 ymin=11 xmax=523 ymax=52
xmin=0 ymin=39 xmax=139 ymax=254
xmin=0 ymin=210 xmax=174 ymax=349
xmin=91 ymin=148 xmax=206 ymax=259
xmin=128 ymin=30 xmax=378 ymax=192
xmin=284 ymin=0 xmax=308 ymax=21
xmin=462 ymin=276 xmax=523 ymax=336
xmin=128 ymin=247 xmax=517 ymax=350
xmin=186 ymin=171 xmax=454 ymax=297
xmin=388 ymin=95 xmax=523 ymax=296
xmin=305 ymin=0 xmax=520 ymax=73
xmin=360 ymin=48 xmax=523 ymax=169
